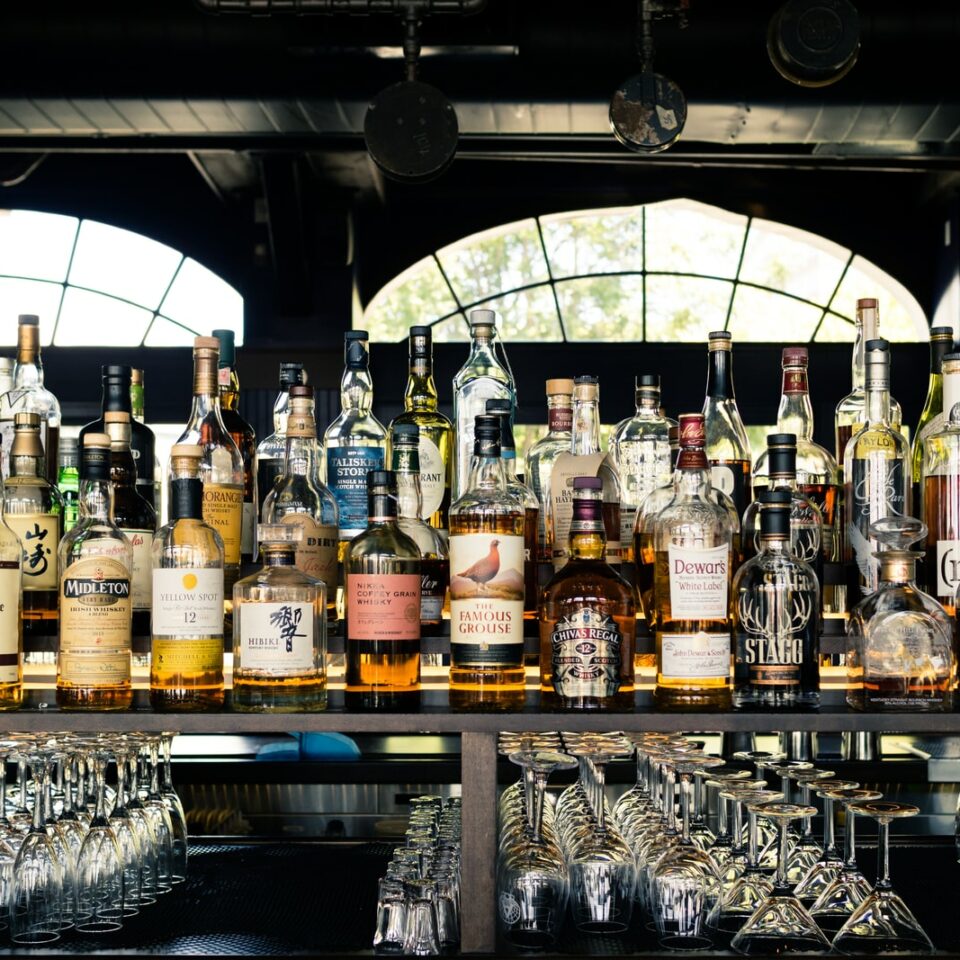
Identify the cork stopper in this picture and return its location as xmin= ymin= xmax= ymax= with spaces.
xmin=546 ymin=378 xmax=574 ymax=395
xmin=171 ymin=444 xmax=203 ymax=460
xmin=84 ymin=433 xmax=111 ymax=448
xmin=193 ymin=337 xmax=219 ymax=395
xmin=104 ymin=411 xmax=131 ymax=424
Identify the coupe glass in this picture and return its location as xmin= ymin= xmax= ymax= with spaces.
xmin=793 ymin=778 xmax=859 ymax=904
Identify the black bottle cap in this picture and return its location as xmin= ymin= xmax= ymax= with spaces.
xmin=409 ymin=325 xmax=432 ymax=359
xmin=485 ymin=398 xmax=511 ymax=414
xmin=345 ymin=331 xmax=370 ymax=368
xmin=760 ymin=489 xmax=791 ymax=505
xmin=474 ymin=414 xmax=500 ymax=441
xmin=392 ymin=422 xmax=419 ymax=441
xmin=768 ymin=441 xmax=797 ymax=479
xmin=367 ymin=470 xmax=394 ymax=489
xmin=102 ymin=364 xmax=132 ymax=381
xmin=574 ymin=374 xmax=598 ymax=384
xmin=573 ymin=476 xmax=603 ymax=491
xmin=80 ymin=434 xmax=112 ymax=482
xmin=636 ymin=374 xmax=660 ymax=389
xmin=865 ymin=338 xmax=889 ymax=352
xmin=931 ymin=326 xmax=954 ymax=340
xmin=760 ymin=497 xmax=792 ymax=539
xmin=279 ymin=362 xmax=306 ymax=389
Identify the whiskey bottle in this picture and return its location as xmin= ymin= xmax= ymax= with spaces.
xmin=345 ymin=471 xmax=421 ymax=710
xmin=262 ymin=385 xmax=339 ymax=622
xmin=486 ymin=398 xmax=539 ymax=621
xmin=213 ymin=329 xmax=258 ymax=565
xmin=0 ymin=314 xmax=61 ymax=483
xmin=4 ymin=412 xmax=63 ymax=666
xmin=539 ymin=476 xmax=635 ymax=709
xmin=843 ymin=339 xmax=910 ymax=596
xmin=130 ymin=368 xmax=163 ymax=510
xmin=452 ymin=310 xmax=515 ymax=500
xmin=703 ymin=331 xmax=752 ymax=519
xmin=0 ymin=454 xmax=22 ymax=710
xmin=150 ymin=444 xmax=224 ymax=711
xmin=57 ymin=433 xmax=133 ymax=711
xmin=524 ymin=379 xmax=573 ymax=562
xmin=733 ymin=490 xmax=820 ymax=709
xmin=652 ymin=413 xmax=734 ymax=709
xmin=57 ymin=437 xmax=79 ymax=533
xmin=256 ymin=361 xmax=307 ymax=513
xmin=392 ymin=424 xmax=449 ymax=635
xmin=323 ymin=331 xmax=387 ymax=550
xmin=448 ymin=414 xmax=525 ymax=709
xmin=911 ymin=326 xmax=955 ymax=513
xmin=389 ymin=326 xmax=454 ymax=536
xmin=79 ymin=365 xmax=158 ymax=512
xmin=104 ymin=411 xmax=158 ymax=667
xmin=233 ymin=524 xmax=326 ymax=711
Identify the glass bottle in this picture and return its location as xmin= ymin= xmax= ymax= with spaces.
xmin=104 ymin=411 xmax=158 ymax=668
xmin=835 ymin=297 xmax=903 ymax=465
xmin=911 ymin=326 xmax=955 ymax=512
xmin=4 ymin=412 xmax=63 ymax=667
xmin=172 ymin=337 xmax=244 ymax=620
xmin=57 ymin=437 xmax=80 ymax=533
xmin=213 ymin=329 xmax=258 ymax=566
xmin=703 ymin=331 xmax=752 ymax=519
xmin=0 ymin=358 xmax=13 ymax=398
xmin=843 ymin=339 xmax=910 ymax=597
xmin=57 ymin=433 xmax=133 ymax=710
xmin=0 ymin=314 xmax=61 ymax=483
xmin=389 ymin=326 xmax=454 ymax=536
xmin=448 ymin=414 xmax=525 ymax=709
xmin=345 ymin=471 xmax=421 ymax=711
xmin=323 ymin=330 xmax=388 ymax=550
xmin=451 ymin=310 xmax=515 ymax=500
xmin=524 ymin=378 xmax=574 ymax=562
xmin=150 ymin=444 xmax=225 ymax=711
xmin=392 ymin=424 xmax=449 ymax=635
xmin=79 ymin=364 xmax=158 ymax=513
xmin=255 ymin=362 xmax=307 ymax=514
xmin=130 ymin=368 xmax=162 ymax=512
xmin=847 ymin=516 xmax=953 ymax=711
xmin=262 ymin=385 xmax=339 ymax=623
xmin=233 ymin=524 xmax=326 ymax=711
xmin=652 ymin=413 xmax=734 ymax=709
xmin=733 ymin=490 xmax=820 ymax=709
xmin=539 ymin=476 xmax=635 ymax=709
xmin=486 ymin=398 xmax=539 ymax=621
xmin=0 ymin=451 xmax=22 ymax=709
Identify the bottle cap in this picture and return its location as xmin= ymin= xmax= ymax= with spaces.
xmin=279 ymin=362 xmax=306 ymax=389
xmin=130 ymin=368 xmax=144 ymax=385
xmin=102 ymin=364 xmax=131 ymax=380
xmin=474 ymin=414 xmax=501 ymax=442
xmin=469 ymin=309 xmax=497 ymax=331
xmin=572 ymin=476 xmax=603 ymax=491
xmin=708 ymin=330 xmax=733 ymax=350
xmin=857 ymin=297 xmax=878 ymax=309
xmin=345 ymin=331 xmax=369 ymax=368
xmin=636 ymin=374 xmax=660 ymax=390
xmin=767 ymin=435 xmax=797 ymax=479
xmin=59 ymin=436 xmax=78 ymax=454
xmin=194 ymin=336 xmax=220 ymax=352
xmin=13 ymin=412 xmax=39 ymax=428
xmin=409 ymin=325 xmax=432 ymax=359
xmin=759 ymin=491 xmax=791 ymax=539
xmin=782 ymin=346 xmax=808 ymax=366
xmin=865 ymin=338 xmax=888 ymax=352
xmin=392 ymin=423 xmax=420 ymax=441
xmin=212 ymin=329 xmax=236 ymax=367
xmin=17 ymin=315 xmax=38 ymax=326
xmin=677 ymin=413 xmax=705 ymax=447
xmin=545 ymin=378 xmax=574 ymax=395
xmin=171 ymin=444 xmax=203 ymax=459
xmin=367 ymin=470 xmax=395 ymax=489
xmin=84 ymin=432 xmax=111 ymax=447
xmin=931 ymin=326 xmax=954 ymax=341
xmin=288 ymin=384 xmax=313 ymax=399
xmin=485 ymin=398 xmax=512 ymax=415
xmin=257 ymin=524 xmax=301 ymax=545
xmin=573 ymin=375 xmax=599 ymax=401
xmin=767 ymin=433 xmax=797 ymax=448
xmin=81 ymin=433 xmax=112 ymax=481
xmin=104 ymin=411 xmax=131 ymax=424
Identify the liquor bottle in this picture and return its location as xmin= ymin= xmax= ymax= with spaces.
xmin=233 ymin=524 xmax=326 ymax=711
xmin=486 ymin=398 xmax=539 ymax=621
xmin=0 ymin=459 xmax=21 ymax=708
xmin=911 ymin=326 xmax=955 ymax=512
xmin=345 ymin=471 xmax=421 ymax=710
xmin=524 ymin=379 xmax=573 ymax=562
xmin=539 ymin=476 xmax=635 ymax=709
xmin=57 ymin=433 xmax=133 ymax=710
xmin=324 ymin=331 xmax=387 ymax=550
xmin=611 ymin=374 xmax=674 ymax=558
xmin=392 ymin=424 xmax=449 ymax=634
xmin=79 ymin=365 xmax=157 ymax=512
xmin=0 ymin=315 xmax=61 ymax=483
xmin=921 ymin=352 xmax=960 ymax=612
xmin=652 ymin=413 xmax=734 ymax=709
xmin=4 ymin=412 xmax=63 ymax=666
xmin=835 ymin=298 xmax=903 ymax=465
xmin=130 ymin=369 xmax=162 ymax=511
xmin=847 ymin=516 xmax=953 ymax=711
xmin=57 ymin=437 xmax=79 ymax=533
xmin=256 ymin=362 xmax=307 ymax=513
xmin=172 ymin=337 xmax=244 ymax=613
xmin=262 ymin=385 xmax=339 ymax=622
xmin=213 ymin=329 xmax=258 ymax=565
xmin=150 ymin=444 xmax=225 ymax=711
xmin=702 ymin=331 xmax=752 ymax=519
xmin=104 ymin=411 xmax=158 ymax=667
xmin=733 ymin=490 xmax=820 ymax=709
xmin=550 ymin=376 xmax=622 ymax=569
xmin=389 ymin=326 xmax=454 ymax=535
xmin=452 ymin=310 xmax=515 ymax=500
xmin=843 ymin=339 xmax=910 ymax=597
xmin=448 ymin=414 xmax=525 ymax=709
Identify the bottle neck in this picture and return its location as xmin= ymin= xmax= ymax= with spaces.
xmin=102 ymin=380 xmax=132 ymax=416
xmin=466 ymin=452 xmax=507 ymax=493
xmin=675 ymin=461 xmax=711 ymax=497
xmin=393 ymin=447 xmax=423 ymax=519
xmin=283 ymin=434 xmax=318 ymax=478
xmin=110 ymin=447 xmax=137 ymax=488
xmin=130 ymin=383 xmax=145 ymax=422
xmin=404 ymin=358 xmax=438 ymax=412
xmin=778 ymin=367 xmax=814 ymax=440
xmin=170 ymin=476 xmax=203 ymax=521
xmin=769 ymin=473 xmax=797 ymax=492
xmin=706 ymin=349 xmax=735 ymax=400
xmin=572 ymin=399 xmax=601 ymax=455
xmin=759 ymin=536 xmax=790 ymax=555
xmin=568 ymin=500 xmax=606 ymax=561
xmin=879 ymin=557 xmax=915 ymax=584
xmin=341 ymin=366 xmax=373 ymax=414
xmin=547 ymin=395 xmax=573 ymax=434
xmin=635 ymin=391 xmax=660 ymax=416
xmin=368 ymin=492 xmax=398 ymax=524
xmin=14 ymin=328 xmax=42 ymax=387
xmin=263 ymin=548 xmax=296 ymax=567
xmin=219 ymin=367 xmax=241 ymax=412
xmin=273 ymin=387 xmax=291 ymax=434
xmin=865 ymin=381 xmax=891 ymax=425
xmin=188 ymin=391 xmax=223 ymax=427
xmin=79 ymin=478 xmax=113 ymax=522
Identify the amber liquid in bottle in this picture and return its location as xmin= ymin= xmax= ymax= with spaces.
xmin=924 ymin=474 xmax=958 ymax=615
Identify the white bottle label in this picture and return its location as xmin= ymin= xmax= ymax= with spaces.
xmin=936 ymin=539 xmax=960 ymax=597
xmin=239 ymin=601 xmax=315 ymax=672
xmin=668 ymin=543 xmax=729 ymax=619
xmin=660 ymin=631 xmax=731 ymax=680
xmin=418 ymin=436 xmax=446 ymax=520
xmin=125 ymin=529 xmax=154 ymax=611
xmin=151 ymin=568 xmax=225 ymax=637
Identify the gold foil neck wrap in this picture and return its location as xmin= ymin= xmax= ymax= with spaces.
xmin=11 ymin=412 xmax=42 ymax=459
xmin=105 ymin=412 xmax=132 ymax=447
xmin=130 ymin=368 xmax=144 ymax=385
xmin=16 ymin=318 xmax=38 ymax=364
xmin=193 ymin=338 xmax=219 ymax=396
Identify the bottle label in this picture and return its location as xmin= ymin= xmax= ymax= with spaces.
xmin=326 ymin=446 xmax=385 ymax=536
xmin=736 ymin=581 xmax=816 ymax=686
xmin=241 ymin=500 xmax=256 ymax=556
xmin=848 ymin=457 xmax=905 ymax=592
xmin=59 ymin=555 xmax=132 ymax=685
xmin=152 ymin=637 xmax=223 ymax=677
xmin=709 ymin=462 xmax=750 ymax=517
xmin=421 ymin=574 xmax=446 ymax=622
xmin=0 ymin=562 xmax=20 ymax=684
xmin=202 ymin=482 xmax=244 ymax=565
xmin=278 ymin=514 xmax=338 ymax=588
xmin=620 ymin=505 xmax=637 ymax=553
xmin=548 ymin=406 xmax=573 ymax=433
xmin=551 ymin=452 xmax=618 ymax=568
xmin=218 ymin=367 xmax=231 ymax=387
xmin=935 ymin=540 xmax=960 ymax=597
xmin=668 ymin=543 xmax=729 ymax=619
xmin=151 ymin=568 xmax=224 ymax=637
xmin=551 ymin=608 xmax=622 ymax=699
xmin=125 ymin=529 xmax=154 ymax=611
xmin=346 ymin=573 xmax=420 ymax=641
xmin=917 ymin=412 xmax=944 ymax=449
xmin=783 ymin=370 xmax=809 ymax=395
xmin=7 ymin=514 xmax=58 ymax=590
xmin=418 ymin=436 xmax=447 ymax=520
xmin=449 ymin=532 xmax=524 ymax=663
xmin=659 ymin=631 xmax=730 ymax=680
xmin=238 ymin=601 xmax=316 ymax=672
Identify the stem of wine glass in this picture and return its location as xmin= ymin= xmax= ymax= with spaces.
xmin=42 ymin=761 xmax=53 ymax=824
xmin=844 ymin=804 xmax=858 ymax=870
xmin=731 ymin=797 xmax=744 ymax=853
xmin=680 ymin=775 xmax=692 ymax=844
xmin=692 ymin=772 xmax=705 ymax=827
xmin=775 ymin=820 xmax=790 ymax=890
xmin=822 ymin=797 xmax=835 ymax=855
xmin=94 ymin=755 xmax=109 ymax=822
xmin=522 ymin=762 xmax=536 ymax=833
xmin=30 ymin=759 xmax=45 ymax=832
xmin=116 ymin=755 xmax=129 ymax=813
xmin=161 ymin=735 xmax=175 ymax=792
xmin=531 ymin=770 xmax=548 ymax=845
xmin=876 ymin=819 xmax=892 ymax=890
xmin=747 ymin=810 xmax=759 ymax=868
xmin=800 ymin=785 xmax=814 ymax=838
xmin=148 ymin=740 xmax=161 ymax=796
xmin=16 ymin=756 xmax=27 ymax=814
xmin=592 ymin=757 xmax=608 ymax=833
xmin=716 ymin=791 xmax=730 ymax=842
xmin=63 ymin=759 xmax=75 ymax=817
xmin=779 ymin=772 xmax=791 ymax=804
xmin=0 ymin=754 xmax=8 ymax=825
xmin=664 ymin=766 xmax=677 ymax=833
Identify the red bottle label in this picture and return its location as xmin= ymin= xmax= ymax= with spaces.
xmin=783 ymin=370 xmax=809 ymax=395
xmin=347 ymin=574 xmax=421 ymax=641
xmin=549 ymin=406 xmax=573 ymax=433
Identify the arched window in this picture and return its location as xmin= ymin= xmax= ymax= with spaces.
xmin=0 ymin=209 xmax=243 ymax=346
xmin=362 ymin=198 xmax=927 ymax=344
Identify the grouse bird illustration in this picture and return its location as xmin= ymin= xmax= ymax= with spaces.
xmin=456 ymin=539 xmax=501 ymax=594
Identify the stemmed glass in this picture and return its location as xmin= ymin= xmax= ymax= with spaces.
xmin=783 ymin=767 xmax=834 ymax=882
xmin=756 ymin=761 xmax=813 ymax=870
xmin=124 ymin=747 xmax=162 ymax=904
xmin=715 ymin=779 xmax=769 ymax=889
xmin=702 ymin=767 xmax=754 ymax=871
xmin=793 ymin=778 xmax=859 ymax=904
xmin=39 ymin=747 xmax=78 ymax=931
xmin=832 ymin=801 xmax=934 ymax=955
xmin=158 ymin=733 xmax=188 ymax=884
xmin=141 ymin=740 xmax=175 ymax=895
xmin=107 ymin=739 xmax=144 ymax=918
xmin=732 ymin=751 xmax=785 ymax=848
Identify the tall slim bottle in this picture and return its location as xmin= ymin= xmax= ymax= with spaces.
xmin=389 ymin=326 xmax=454 ymax=536
xmin=0 ymin=446 xmax=23 ymax=710
xmin=256 ymin=362 xmax=307 ymax=513
xmin=130 ymin=369 xmax=162 ymax=511
xmin=911 ymin=326 xmax=955 ymax=513
xmin=452 ymin=310 xmax=515 ymax=500
xmin=57 ymin=437 xmax=79 ymax=533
